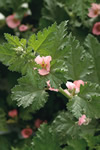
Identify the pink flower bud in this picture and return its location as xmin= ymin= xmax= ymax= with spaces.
xmin=34 ymin=119 xmax=47 ymax=128
xmin=8 ymin=109 xmax=18 ymax=118
xmin=34 ymin=119 xmax=43 ymax=128
xmin=21 ymin=128 xmax=33 ymax=138
xmin=78 ymin=115 xmax=86 ymax=126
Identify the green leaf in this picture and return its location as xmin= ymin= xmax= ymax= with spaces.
xmin=28 ymin=22 xmax=57 ymax=53
xmin=72 ymin=0 xmax=93 ymax=21
xmin=44 ymin=59 xmax=68 ymax=88
xmin=0 ymin=34 xmax=35 ymax=74
xmin=67 ymin=82 xmax=100 ymax=118
xmin=11 ymin=70 xmax=48 ymax=110
xmin=64 ymin=34 xmax=93 ymax=81
xmin=39 ymin=0 xmax=67 ymax=28
xmin=67 ymin=138 xmax=87 ymax=150
xmin=84 ymin=34 xmax=100 ymax=84
xmin=52 ymin=111 xmax=80 ymax=145
xmin=83 ymin=135 xmax=100 ymax=149
xmin=0 ymin=136 xmax=10 ymax=150
xmin=4 ymin=33 xmax=26 ymax=48
xmin=29 ymin=21 xmax=69 ymax=88
xmin=0 ymin=108 xmax=8 ymax=132
xmin=33 ymin=124 xmax=61 ymax=150
xmin=19 ymin=106 xmax=34 ymax=121
xmin=29 ymin=21 xmax=68 ymax=59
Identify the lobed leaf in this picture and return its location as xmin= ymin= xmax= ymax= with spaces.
xmin=11 ymin=70 xmax=48 ymax=110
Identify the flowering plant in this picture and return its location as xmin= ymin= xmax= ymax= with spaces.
xmin=0 ymin=20 xmax=100 ymax=150
xmin=0 ymin=0 xmax=100 ymax=150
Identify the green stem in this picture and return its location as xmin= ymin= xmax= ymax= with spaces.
xmin=59 ymin=87 xmax=72 ymax=99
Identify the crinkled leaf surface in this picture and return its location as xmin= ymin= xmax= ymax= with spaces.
xmin=64 ymin=34 xmax=93 ymax=81
xmin=12 ymin=70 xmax=48 ymax=111
xmin=39 ymin=0 xmax=67 ymax=28
xmin=52 ymin=111 xmax=80 ymax=144
xmin=29 ymin=21 xmax=68 ymax=58
xmin=67 ymin=82 xmax=100 ymax=118
xmin=32 ymin=124 xmax=61 ymax=150
xmin=0 ymin=34 xmax=35 ymax=74
xmin=67 ymin=138 xmax=87 ymax=150
xmin=84 ymin=34 xmax=100 ymax=84
xmin=72 ymin=0 xmax=93 ymax=21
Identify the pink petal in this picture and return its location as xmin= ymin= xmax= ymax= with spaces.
xmin=34 ymin=55 xmax=43 ymax=64
xmin=47 ymin=80 xmax=50 ymax=87
xmin=66 ymin=81 xmax=75 ymax=90
xmin=46 ymin=80 xmax=58 ymax=92
xmin=44 ymin=56 xmax=52 ymax=71
xmin=78 ymin=115 xmax=86 ymax=126
xmin=38 ymin=69 xmax=49 ymax=75
xmin=74 ymin=80 xmax=84 ymax=88
xmin=44 ymin=56 xmax=52 ymax=64
xmin=49 ymin=87 xmax=59 ymax=92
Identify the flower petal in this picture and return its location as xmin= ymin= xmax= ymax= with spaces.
xmin=38 ymin=69 xmax=49 ymax=75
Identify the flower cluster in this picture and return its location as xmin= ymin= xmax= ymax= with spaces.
xmin=64 ymin=80 xmax=85 ymax=96
xmin=6 ymin=14 xmax=29 ymax=32
xmin=88 ymin=3 xmax=100 ymax=35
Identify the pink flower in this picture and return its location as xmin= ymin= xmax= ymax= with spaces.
xmin=88 ymin=3 xmax=100 ymax=18
xmin=21 ymin=128 xmax=33 ymax=138
xmin=35 ymin=55 xmax=52 ymax=76
xmin=19 ymin=24 xmax=28 ymax=32
xmin=34 ymin=119 xmax=47 ymax=128
xmin=66 ymin=80 xmax=85 ymax=94
xmin=92 ymin=22 xmax=100 ymax=35
xmin=6 ymin=14 xmax=20 ymax=29
xmin=8 ymin=109 xmax=18 ymax=118
xmin=47 ymin=80 xmax=58 ymax=92
xmin=78 ymin=115 xmax=86 ymax=126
